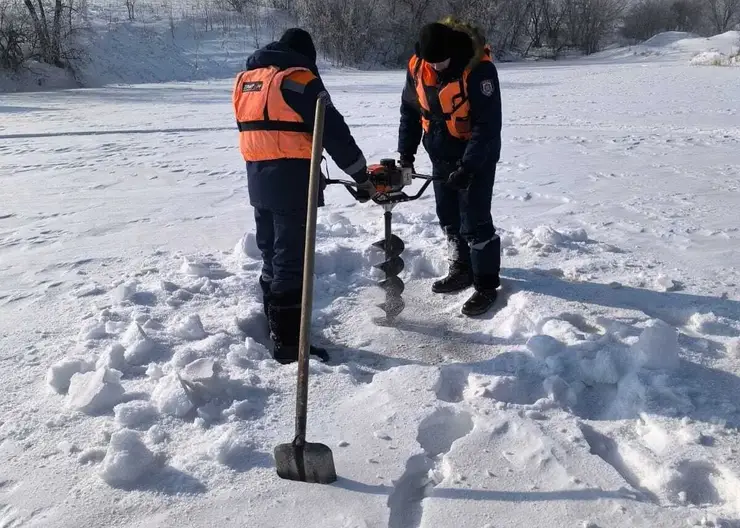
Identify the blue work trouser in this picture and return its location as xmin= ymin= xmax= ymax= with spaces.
xmin=254 ymin=208 xmax=306 ymax=304
xmin=432 ymin=161 xmax=501 ymax=291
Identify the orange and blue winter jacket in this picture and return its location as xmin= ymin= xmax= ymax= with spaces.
xmin=236 ymin=42 xmax=366 ymax=212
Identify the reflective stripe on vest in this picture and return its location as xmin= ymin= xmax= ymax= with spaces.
xmin=232 ymin=66 xmax=313 ymax=162
xmin=409 ymin=48 xmax=492 ymax=141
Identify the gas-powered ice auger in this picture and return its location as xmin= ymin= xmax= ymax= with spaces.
xmin=326 ymin=159 xmax=435 ymax=324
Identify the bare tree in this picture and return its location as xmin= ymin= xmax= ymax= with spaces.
xmin=705 ymin=0 xmax=740 ymax=33
xmin=398 ymin=0 xmax=435 ymax=24
xmin=525 ymin=0 xmax=569 ymax=55
xmin=217 ymin=0 xmax=256 ymax=15
xmin=622 ymin=0 xmax=673 ymax=40
xmin=11 ymin=0 xmax=86 ymax=69
xmin=1 ymin=0 xmax=27 ymax=69
xmin=23 ymin=0 xmax=57 ymax=65
xmin=125 ymin=0 xmax=136 ymax=20
xmin=526 ymin=0 xmax=546 ymax=49
xmin=542 ymin=0 xmax=568 ymax=52
xmin=564 ymin=0 xmax=627 ymax=54
xmin=670 ymin=0 xmax=704 ymax=32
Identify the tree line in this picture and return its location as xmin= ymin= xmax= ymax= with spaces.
xmin=2 ymin=0 xmax=739 ymax=74
xmin=224 ymin=0 xmax=740 ymax=65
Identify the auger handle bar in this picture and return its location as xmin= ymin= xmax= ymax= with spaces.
xmin=325 ymin=173 xmax=437 ymax=205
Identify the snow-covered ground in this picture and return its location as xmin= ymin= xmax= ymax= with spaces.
xmin=2 ymin=39 xmax=740 ymax=528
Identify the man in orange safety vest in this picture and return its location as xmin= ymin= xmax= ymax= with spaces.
xmin=398 ymin=18 xmax=503 ymax=317
xmin=233 ymin=28 xmax=375 ymax=364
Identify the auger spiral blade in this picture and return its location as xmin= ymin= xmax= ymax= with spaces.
xmin=374 ymin=256 xmax=404 ymax=276
xmin=378 ymin=275 xmax=405 ymax=296
xmin=371 ymin=235 xmax=405 ymax=256
xmin=370 ymin=207 xmax=409 ymax=322
xmin=377 ymin=296 xmax=405 ymax=319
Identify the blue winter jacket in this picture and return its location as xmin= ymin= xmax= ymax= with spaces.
xmin=242 ymin=42 xmax=367 ymax=213
xmin=398 ymin=38 xmax=502 ymax=175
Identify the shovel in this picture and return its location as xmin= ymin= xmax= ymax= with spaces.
xmin=274 ymin=96 xmax=337 ymax=485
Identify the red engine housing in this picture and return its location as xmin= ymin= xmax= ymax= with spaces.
xmin=367 ymin=159 xmax=405 ymax=193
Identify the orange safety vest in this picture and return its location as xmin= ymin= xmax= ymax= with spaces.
xmin=232 ymin=66 xmax=314 ymax=162
xmin=409 ymin=47 xmax=493 ymax=141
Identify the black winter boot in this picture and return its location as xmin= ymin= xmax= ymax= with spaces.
xmin=259 ymin=277 xmax=271 ymax=319
xmin=432 ymin=261 xmax=473 ymax=294
xmin=462 ymin=290 xmax=498 ymax=316
xmin=461 ymin=275 xmax=500 ymax=316
xmin=259 ymin=277 xmax=271 ymax=333
xmin=267 ymin=300 xmax=329 ymax=365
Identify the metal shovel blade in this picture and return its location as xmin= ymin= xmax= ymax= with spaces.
xmin=371 ymin=235 xmax=405 ymax=255
xmin=274 ymin=439 xmax=337 ymax=484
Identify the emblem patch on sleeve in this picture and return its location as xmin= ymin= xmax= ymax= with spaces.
xmin=242 ymin=81 xmax=263 ymax=93
xmin=481 ymin=79 xmax=494 ymax=96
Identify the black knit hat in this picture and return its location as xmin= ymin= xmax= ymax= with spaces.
xmin=418 ymin=22 xmax=455 ymax=63
xmin=279 ymin=28 xmax=317 ymax=63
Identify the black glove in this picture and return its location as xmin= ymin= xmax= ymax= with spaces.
xmin=447 ymin=165 xmax=472 ymax=190
xmin=355 ymin=179 xmax=376 ymax=203
xmin=351 ymin=167 xmax=375 ymax=203
xmin=399 ymin=155 xmax=415 ymax=174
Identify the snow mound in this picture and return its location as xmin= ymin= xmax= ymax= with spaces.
xmin=580 ymin=349 xmax=622 ymax=384
xmin=727 ymin=339 xmax=740 ymax=358
xmin=47 ymin=357 xmax=96 ymax=394
xmin=99 ymin=429 xmax=155 ymax=487
xmin=318 ymin=212 xmax=358 ymax=237
xmin=182 ymin=358 xmax=221 ymax=383
xmin=655 ymin=274 xmax=678 ymax=292
xmin=533 ymin=225 xmax=566 ymax=245
xmin=234 ymin=233 xmax=261 ymax=261
xmin=527 ymin=335 xmax=566 ymax=360
xmin=208 ymin=427 xmax=254 ymax=466
xmin=148 ymin=425 xmax=168 ymax=445
xmin=67 ymin=368 xmax=126 ymax=415
xmin=114 ymin=401 xmax=158 ymax=428
xmin=244 ymin=338 xmax=271 ymax=361
xmin=235 ymin=304 xmax=270 ymax=341
xmin=500 ymin=225 xmax=591 ymax=255
xmin=172 ymin=314 xmax=208 ymax=341
xmin=496 ymin=292 xmax=541 ymax=339
xmin=314 ymin=244 xmax=366 ymax=276
xmin=122 ymin=323 xmax=158 ymax=366
xmin=690 ymin=51 xmax=734 ymax=66
xmin=405 ymin=248 xmax=446 ymax=279
xmin=593 ymin=30 xmax=740 ymax=64
xmin=543 ymin=376 xmax=577 ymax=407
xmin=179 ymin=257 xmax=230 ymax=280
xmin=644 ymin=31 xmax=698 ymax=47
xmin=688 ymin=311 xmax=738 ymax=336
xmin=76 ymin=18 xmax=251 ymax=87
xmin=0 ymin=60 xmax=78 ymax=92
xmin=97 ymin=344 xmax=126 ymax=371
xmin=151 ymin=374 xmax=194 ymax=418
xmin=465 ymin=374 xmax=543 ymax=405
xmin=632 ymin=319 xmax=680 ymax=370
xmin=113 ymin=280 xmax=139 ymax=304
xmin=77 ymin=320 xmax=108 ymax=341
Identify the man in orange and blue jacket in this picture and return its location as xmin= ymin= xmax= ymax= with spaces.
xmin=398 ymin=19 xmax=502 ymax=316
xmin=233 ymin=28 xmax=375 ymax=364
